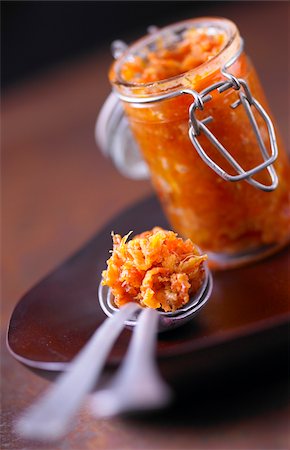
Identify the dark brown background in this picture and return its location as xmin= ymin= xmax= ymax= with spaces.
xmin=2 ymin=2 xmax=290 ymax=449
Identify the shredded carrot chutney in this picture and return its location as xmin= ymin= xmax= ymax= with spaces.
xmin=102 ymin=227 xmax=207 ymax=312
xmin=110 ymin=18 xmax=290 ymax=268
xmin=120 ymin=27 xmax=226 ymax=83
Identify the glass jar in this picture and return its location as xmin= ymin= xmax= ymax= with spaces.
xmin=102 ymin=17 xmax=290 ymax=269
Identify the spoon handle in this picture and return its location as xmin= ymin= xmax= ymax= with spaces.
xmin=90 ymin=308 xmax=172 ymax=417
xmin=15 ymin=302 xmax=140 ymax=441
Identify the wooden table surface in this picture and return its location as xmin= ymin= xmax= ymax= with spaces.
xmin=2 ymin=3 xmax=290 ymax=449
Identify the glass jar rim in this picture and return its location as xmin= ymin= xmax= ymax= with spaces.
xmin=110 ymin=16 xmax=239 ymax=93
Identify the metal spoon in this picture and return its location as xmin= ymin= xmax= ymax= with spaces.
xmin=15 ymin=266 xmax=212 ymax=441
xmin=90 ymin=267 xmax=212 ymax=417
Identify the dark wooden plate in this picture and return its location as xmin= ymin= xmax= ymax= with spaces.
xmin=7 ymin=195 xmax=290 ymax=389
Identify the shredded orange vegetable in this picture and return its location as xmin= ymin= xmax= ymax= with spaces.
xmin=120 ymin=27 xmax=226 ymax=83
xmin=102 ymin=227 xmax=207 ymax=312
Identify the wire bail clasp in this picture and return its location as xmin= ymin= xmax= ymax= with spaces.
xmin=188 ymin=41 xmax=279 ymax=192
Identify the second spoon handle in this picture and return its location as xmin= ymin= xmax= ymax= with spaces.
xmin=15 ymin=302 xmax=140 ymax=442
xmin=90 ymin=308 xmax=172 ymax=417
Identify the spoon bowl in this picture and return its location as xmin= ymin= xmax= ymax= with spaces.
xmin=98 ymin=264 xmax=213 ymax=332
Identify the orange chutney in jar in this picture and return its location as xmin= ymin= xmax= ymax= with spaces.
xmin=109 ymin=18 xmax=290 ymax=269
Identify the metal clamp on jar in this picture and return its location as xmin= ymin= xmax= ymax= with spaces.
xmin=96 ymin=17 xmax=290 ymax=269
